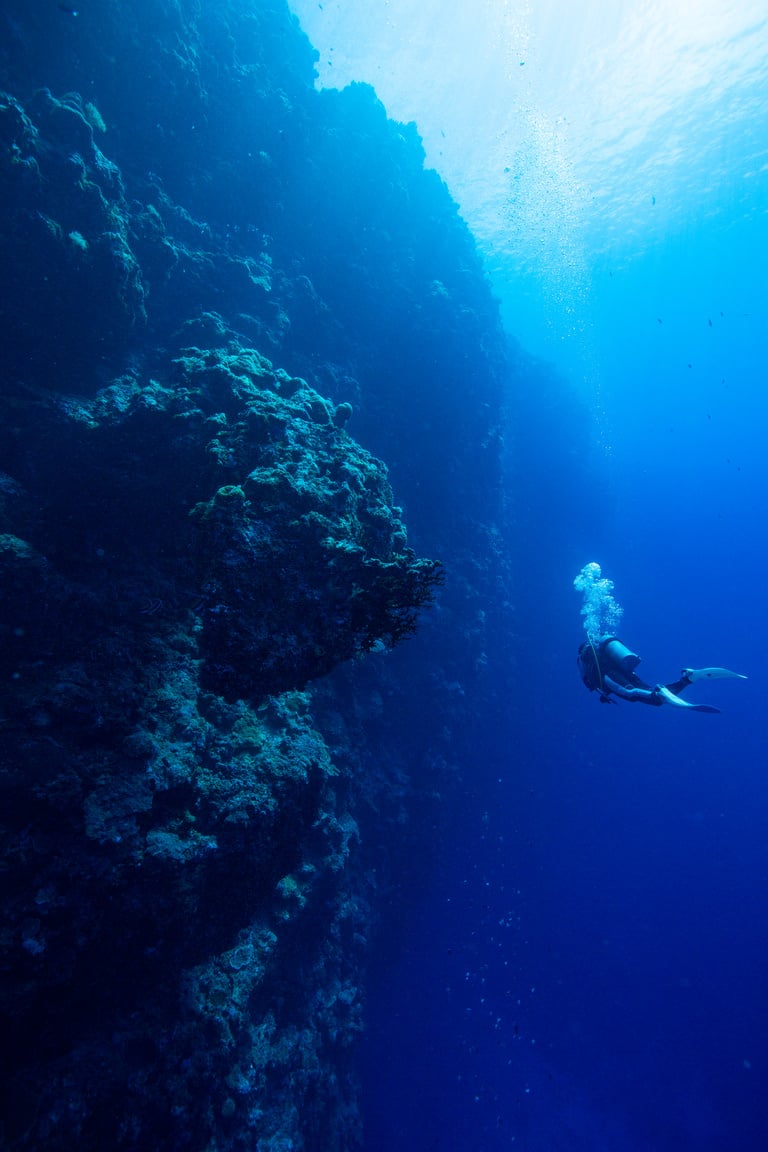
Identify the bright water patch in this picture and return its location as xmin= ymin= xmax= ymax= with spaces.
xmin=290 ymin=0 xmax=768 ymax=390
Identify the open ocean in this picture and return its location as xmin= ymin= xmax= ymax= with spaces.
xmin=293 ymin=2 xmax=768 ymax=1148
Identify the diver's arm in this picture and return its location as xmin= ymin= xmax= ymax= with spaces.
xmin=603 ymin=675 xmax=658 ymax=703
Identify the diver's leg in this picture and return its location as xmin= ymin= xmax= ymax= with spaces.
xmin=682 ymin=667 xmax=747 ymax=683
xmin=603 ymin=675 xmax=659 ymax=704
xmin=664 ymin=674 xmax=692 ymax=697
xmin=667 ymin=667 xmax=747 ymax=696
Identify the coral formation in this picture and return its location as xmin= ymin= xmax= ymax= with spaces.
xmin=0 ymin=2 xmax=511 ymax=1149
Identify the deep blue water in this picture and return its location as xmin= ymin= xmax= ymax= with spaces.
xmin=359 ymin=304 xmax=767 ymax=1144
xmin=345 ymin=23 xmax=768 ymax=1146
xmin=361 ymin=369 xmax=768 ymax=1149
xmin=357 ymin=237 xmax=768 ymax=1144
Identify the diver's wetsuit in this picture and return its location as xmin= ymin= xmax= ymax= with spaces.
xmin=577 ymin=636 xmax=693 ymax=706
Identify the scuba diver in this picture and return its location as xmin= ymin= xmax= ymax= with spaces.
xmin=577 ymin=636 xmax=747 ymax=713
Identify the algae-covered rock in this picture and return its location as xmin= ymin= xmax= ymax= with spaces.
xmin=3 ymin=343 xmax=440 ymax=704
xmin=0 ymin=2 xmax=509 ymax=1148
xmin=0 ymin=326 xmax=439 ymax=1149
xmin=177 ymin=349 xmax=443 ymax=698
xmin=0 ymin=90 xmax=145 ymax=388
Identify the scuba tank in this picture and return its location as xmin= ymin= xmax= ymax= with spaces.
xmin=600 ymin=637 xmax=641 ymax=673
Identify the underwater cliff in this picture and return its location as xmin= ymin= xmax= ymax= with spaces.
xmin=0 ymin=2 xmax=512 ymax=1148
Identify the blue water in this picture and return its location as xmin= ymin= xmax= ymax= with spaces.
xmin=360 ymin=336 xmax=768 ymax=1148
xmin=287 ymin=4 xmax=768 ymax=1148
xmin=363 ymin=516 xmax=767 ymax=1149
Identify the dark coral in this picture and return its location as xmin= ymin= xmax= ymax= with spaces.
xmin=2 ymin=342 xmax=440 ymax=702
xmin=0 ymin=348 xmax=404 ymax=1148
xmin=0 ymin=89 xmax=145 ymax=388
xmin=0 ymin=2 xmax=511 ymax=1149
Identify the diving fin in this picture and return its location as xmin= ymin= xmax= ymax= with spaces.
xmin=656 ymin=684 xmax=720 ymax=713
xmin=682 ymin=667 xmax=747 ymax=682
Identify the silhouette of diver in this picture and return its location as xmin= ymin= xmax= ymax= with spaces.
xmin=578 ymin=636 xmax=746 ymax=713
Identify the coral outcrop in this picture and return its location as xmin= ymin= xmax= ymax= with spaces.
xmin=0 ymin=82 xmax=443 ymax=1152
xmin=0 ymin=2 xmax=511 ymax=1149
xmin=0 ymin=302 xmax=438 ymax=1152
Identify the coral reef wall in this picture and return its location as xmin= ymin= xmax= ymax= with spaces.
xmin=0 ymin=2 xmax=512 ymax=1149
